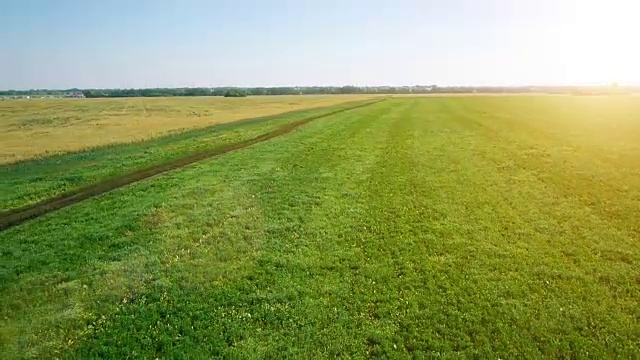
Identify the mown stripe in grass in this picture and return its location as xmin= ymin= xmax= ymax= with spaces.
xmin=0 ymin=99 xmax=386 ymax=231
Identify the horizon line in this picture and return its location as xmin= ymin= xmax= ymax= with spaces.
xmin=2 ymin=84 xmax=637 ymax=92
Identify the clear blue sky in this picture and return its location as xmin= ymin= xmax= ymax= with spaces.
xmin=2 ymin=0 xmax=638 ymax=89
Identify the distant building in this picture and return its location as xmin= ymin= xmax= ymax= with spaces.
xmin=65 ymin=92 xmax=86 ymax=98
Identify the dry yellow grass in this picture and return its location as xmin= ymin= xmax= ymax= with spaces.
xmin=0 ymin=95 xmax=375 ymax=163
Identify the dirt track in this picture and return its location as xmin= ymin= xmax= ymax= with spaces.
xmin=0 ymin=99 xmax=385 ymax=232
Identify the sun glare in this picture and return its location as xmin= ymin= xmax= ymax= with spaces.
xmin=558 ymin=0 xmax=640 ymax=85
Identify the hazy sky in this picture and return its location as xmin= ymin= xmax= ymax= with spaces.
xmin=2 ymin=0 xmax=639 ymax=89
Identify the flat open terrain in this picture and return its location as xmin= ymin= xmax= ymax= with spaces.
xmin=1 ymin=96 xmax=639 ymax=358
xmin=0 ymin=95 xmax=374 ymax=164
xmin=0 ymin=100 xmax=376 ymax=212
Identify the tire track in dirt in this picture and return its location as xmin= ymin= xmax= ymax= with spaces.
xmin=0 ymin=99 xmax=386 ymax=231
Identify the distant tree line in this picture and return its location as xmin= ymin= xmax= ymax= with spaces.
xmin=0 ymin=89 xmax=83 ymax=97
xmin=1 ymin=85 xmax=636 ymax=98
xmin=78 ymin=86 xmax=380 ymax=98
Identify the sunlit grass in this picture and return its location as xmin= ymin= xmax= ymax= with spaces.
xmin=1 ymin=96 xmax=639 ymax=358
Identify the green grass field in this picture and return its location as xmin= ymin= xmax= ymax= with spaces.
xmin=1 ymin=96 xmax=639 ymax=358
xmin=1 ymin=100 xmax=374 ymax=212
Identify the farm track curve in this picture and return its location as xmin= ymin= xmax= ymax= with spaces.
xmin=0 ymin=98 xmax=386 ymax=231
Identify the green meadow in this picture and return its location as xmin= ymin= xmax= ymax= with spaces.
xmin=1 ymin=100 xmax=373 ymax=212
xmin=1 ymin=96 xmax=639 ymax=358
